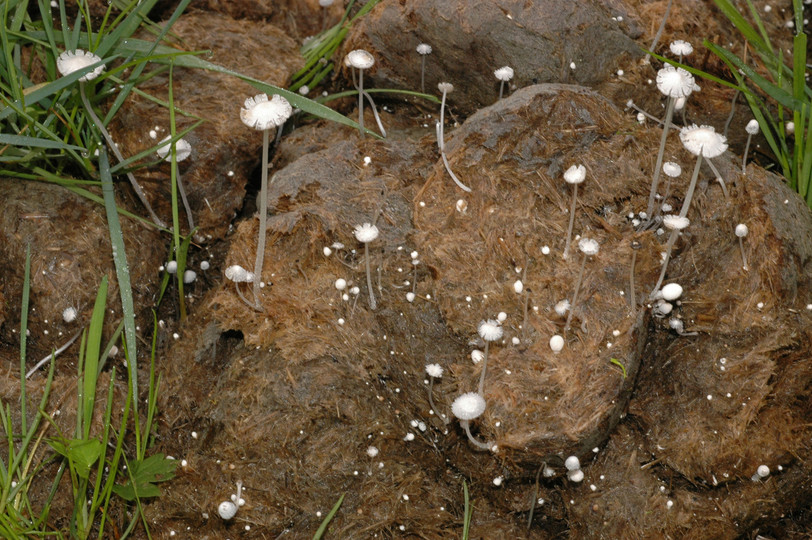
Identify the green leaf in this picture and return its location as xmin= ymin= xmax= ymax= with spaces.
xmin=48 ymin=438 xmax=103 ymax=480
xmin=0 ymin=133 xmax=84 ymax=151
xmin=313 ymin=493 xmax=345 ymax=540
xmin=610 ymin=358 xmax=627 ymax=380
xmin=112 ymin=453 xmax=176 ymax=501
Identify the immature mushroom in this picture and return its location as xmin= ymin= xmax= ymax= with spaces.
xmin=735 ymin=223 xmax=749 ymax=271
xmin=562 ymin=164 xmax=586 ymax=259
xmin=217 ymin=480 xmax=245 ymax=521
xmin=354 ymin=222 xmax=380 ymax=310
xmin=225 ymin=264 xmax=256 ymax=308
xmin=742 ymin=119 xmax=760 ymax=173
xmin=476 ymin=319 xmax=503 ymax=395
xmin=647 ymin=66 xmax=696 ymax=216
xmin=416 ymin=43 xmax=432 ymax=93
xmin=425 ymin=363 xmax=448 ymax=424
xmin=241 ymin=93 xmax=293 ymax=310
xmin=650 ymin=215 xmax=690 ymax=296
xmin=564 ymin=238 xmax=599 ymax=334
xmin=436 ymin=82 xmax=471 ymax=192
xmin=451 ymin=392 xmax=491 ymax=451
xmin=156 ymin=136 xmax=195 ymax=232
xmin=494 ymin=66 xmax=514 ymax=100
xmin=346 ymin=49 xmax=375 ymax=138
xmin=57 ymin=49 xmax=166 ymax=228
xmin=659 ymin=161 xmax=682 ymax=212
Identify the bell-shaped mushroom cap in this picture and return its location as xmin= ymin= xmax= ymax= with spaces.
xmin=669 ymin=40 xmax=693 ymax=56
xmin=494 ymin=66 xmax=514 ymax=81
xmin=240 ymin=94 xmax=293 ymax=131
xmin=353 ymin=223 xmax=379 ymax=243
xmin=578 ymin=237 xmax=599 ymax=256
xmin=656 ymin=65 xmax=696 ymax=98
xmin=437 ymin=82 xmax=454 ymax=94
xmin=416 ymin=43 xmax=432 ymax=55
xmin=564 ymin=164 xmax=586 ymax=184
xmin=663 ymin=215 xmax=690 ymax=231
xmin=346 ymin=49 xmax=375 ymax=70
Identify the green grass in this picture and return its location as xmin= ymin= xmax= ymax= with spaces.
xmin=655 ymin=0 xmax=810 ymax=209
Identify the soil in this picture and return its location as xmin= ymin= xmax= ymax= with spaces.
xmin=1 ymin=1 xmax=811 ymax=539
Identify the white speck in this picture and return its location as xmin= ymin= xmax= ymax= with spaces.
xmin=363 ymin=156 xmax=372 ymax=166
xmin=757 ymin=302 xmax=764 ymax=309
xmin=406 ymin=292 xmax=416 ymax=302
xmin=404 ymin=433 xmax=415 ymax=441
xmin=513 ymin=280 xmax=523 ymax=293
xmin=181 ymin=459 xmax=188 ymax=467
xmin=590 ymin=484 xmax=597 ymax=491
xmin=149 ymin=129 xmax=157 ymax=139
xmin=592 ymin=447 xmax=599 ymax=453
xmin=466 ymin=296 xmax=472 ymax=302
xmin=402 ymin=494 xmax=409 ymax=501
xmin=666 ymin=500 xmax=674 ymax=509
xmin=227 ymin=170 xmax=234 ymax=177
xmin=612 ymin=330 xmax=620 ymax=337
xmin=497 ymin=311 xmax=507 ymax=322
xmin=511 ymin=337 xmax=520 ymax=345
xmin=707 ymin=394 xmax=713 ymax=400
xmin=200 ymin=261 xmax=210 ymax=270
xmin=316 ymin=511 xmax=322 ymax=518
xmin=323 ymin=247 xmax=332 ymax=257
xmin=493 ymin=476 xmax=503 ymax=486
xmin=173 ymin=333 xmax=179 ymax=340
xmin=764 ymin=4 xmax=772 ymax=12
xmin=570 ymin=61 xmax=576 ymax=69
xmin=191 ymin=431 xmax=198 ymax=439
xmin=367 ymin=446 xmax=379 ymax=457
xmin=541 ymin=245 xmax=550 ymax=255
xmin=757 ymin=464 xmax=770 ymax=477
xmin=338 ymin=318 xmax=345 ymax=325
xmin=419 ymin=201 xmax=426 ymax=207
xmin=617 ymin=69 xmax=624 ymax=76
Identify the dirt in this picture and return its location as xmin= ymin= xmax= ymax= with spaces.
xmin=1 ymin=0 xmax=811 ymax=539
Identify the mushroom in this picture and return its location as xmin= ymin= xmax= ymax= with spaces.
xmin=476 ymin=319 xmax=503 ymax=395
xmin=735 ymin=223 xmax=749 ymax=271
xmin=345 ymin=49 xmax=375 ymax=138
xmin=647 ymin=66 xmax=696 ymax=216
xmin=57 ymin=49 xmax=166 ymax=228
xmin=156 ymin=136 xmax=195 ymax=232
xmin=240 ymin=93 xmax=293 ymax=310
xmin=354 ymin=222 xmax=380 ymax=310
xmin=416 ymin=43 xmax=432 ymax=93
xmin=451 ymin=392 xmax=491 ymax=451
xmin=742 ymin=119 xmax=760 ymax=173
xmin=678 ymin=124 xmax=729 ymax=219
xmin=436 ymin=82 xmax=471 ymax=192
xmin=425 ymin=363 xmax=448 ymax=424
xmin=493 ymin=66 xmax=514 ymax=100
xmin=650 ymin=215 xmax=690 ymax=296
xmin=562 ymin=164 xmax=586 ymax=259
xmin=564 ymin=238 xmax=599 ymax=334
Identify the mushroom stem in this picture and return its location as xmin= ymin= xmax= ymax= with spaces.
xmin=364 ymin=242 xmax=377 ymax=310
xmin=477 ymin=341 xmax=490 ymax=396
xmin=420 ymin=55 xmax=426 ymax=94
xmin=704 ymin=157 xmax=731 ymax=196
xmin=438 ymin=87 xmax=448 ymax=152
xmin=564 ymin=252 xmax=588 ymax=334
xmin=629 ymin=247 xmax=638 ymax=309
xmin=499 ymin=80 xmax=506 ymax=100
xmin=79 ymin=82 xmax=166 ymax=228
xmin=437 ymin=88 xmax=471 ymax=192
xmin=738 ymin=237 xmax=748 ymax=271
xmin=646 ymin=0 xmax=674 ymax=63
xmin=679 ymin=150 xmax=704 ymax=218
xmin=649 ymin=230 xmax=680 ymax=298
xmin=563 ymin=182 xmax=579 ymax=259
xmin=252 ymin=128 xmax=271 ymax=310
xmin=647 ymin=96 xmax=676 ymax=216
xmin=742 ymin=132 xmax=753 ymax=174
xmin=460 ymin=419 xmax=491 ymax=450
xmin=357 ymin=68 xmax=366 ymax=137
xmin=428 ymin=377 xmax=448 ymax=424
xmin=362 ymin=90 xmax=386 ymax=137
xmin=234 ymin=281 xmax=254 ymax=310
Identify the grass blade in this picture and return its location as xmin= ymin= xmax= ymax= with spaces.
xmin=99 ymin=148 xmax=138 ymax=418
xmin=81 ymin=275 xmax=107 ymax=439
xmin=312 ymin=493 xmax=345 ymax=540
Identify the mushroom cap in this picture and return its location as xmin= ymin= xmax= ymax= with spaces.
xmin=225 ymin=264 xmax=253 ymax=283
xmin=564 ymin=164 xmax=586 ymax=184
xmin=416 ymin=43 xmax=432 ymax=55
xmin=57 ymin=49 xmax=105 ymax=81
xmin=494 ymin=66 xmax=514 ymax=81
xmin=471 ymin=349 xmax=484 ymax=363
xmin=549 ymin=334 xmax=565 ymax=352
xmin=346 ymin=49 xmax=375 ymax=69
xmin=478 ymin=319 xmax=504 ymax=342
xmin=578 ymin=237 xmax=599 ymax=256
xmin=735 ymin=223 xmax=749 ymax=237
xmin=663 ymin=214 xmax=690 ymax=231
xmin=661 ymin=283 xmax=683 ymax=301
xmin=679 ymin=124 xmax=728 ymax=158
xmin=156 ymin=136 xmax=192 ymax=162
xmin=656 ymin=65 xmax=696 ymax=98
xmin=319 ymin=0 xmax=334 ymax=6
xmin=669 ymin=40 xmax=694 ymax=56
xmin=353 ymin=222 xmax=379 ymax=243
xmin=425 ymin=363 xmax=444 ymax=378
xmin=62 ymin=306 xmax=78 ymax=323
xmin=565 ymin=455 xmax=581 ymax=471
xmin=437 ymin=82 xmax=454 ymax=94
xmin=745 ymin=119 xmax=760 ymax=135
xmin=662 ymin=161 xmax=682 ymax=177
xmin=240 ymin=94 xmax=293 ymax=131
xmin=451 ymin=392 xmax=486 ymax=421
xmin=757 ymin=465 xmax=770 ymax=478
xmin=218 ymin=500 xmax=238 ymax=520
xmin=567 ymin=469 xmax=585 ymax=482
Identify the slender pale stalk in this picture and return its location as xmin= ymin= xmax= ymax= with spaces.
xmin=649 ymin=230 xmax=680 ymax=296
xmin=742 ymin=132 xmax=754 ymax=173
xmin=176 ymin=166 xmax=195 ymax=232
xmin=80 ymin=82 xmax=166 ymax=228
xmin=358 ymin=68 xmax=365 ymax=137
xmin=252 ymin=128 xmax=271 ymax=310
xmin=477 ymin=341 xmax=490 ymax=396
xmin=420 ymin=56 xmax=426 ymax=94
xmin=629 ymin=246 xmax=638 ymax=309
xmin=499 ymin=80 xmax=506 ymax=100
xmin=438 ymin=87 xmax=472 ymax=192
xmin=438 ymin=88 xmax=448 ymax=151
xmin=564 ymin=253 xmax=588 ymax=334
xmin=461 ymin=420 xmax=491 ymax=450
xmin=738 ymin=237 xmax=748 ymax=271
xmin=364 ymin=242 xmax=376 ymax=310
xmin=679 ymin=151 xmax=704 ymax=218
xmin=704 ymin=157 xmax=731 ymax=196
xmin=646 ymin=0 xmax=674 ymax=62
xmin=428 ymin=377 xmax=448 ymax=424
xmin=647 ymin=97 xmax=676 ymax=216
xmin=563 ymin=183 xmax=579 ymax=259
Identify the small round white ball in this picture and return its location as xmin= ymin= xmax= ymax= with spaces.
xmin=218 ymin=501 xmax=237 ymax=520
xmin=549 ymin=335 xmax=564 ymax=353
xmin=661 ymin=283 xmax=683 ymax=301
